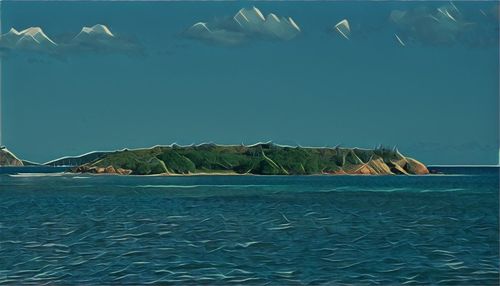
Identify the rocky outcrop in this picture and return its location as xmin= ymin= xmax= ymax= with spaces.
xmin=0 ymin=148 xmax=24 ymax=167
xmin=72 ymin=165 xmax=133 ymax=175
xmin=404 ymin=158 xmax=429 ymax=175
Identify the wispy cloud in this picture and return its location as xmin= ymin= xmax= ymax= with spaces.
xmin=184 ymin=6 xmax=301 ymax=45
xmin=388 ymin=3 xmax=499 ymax=47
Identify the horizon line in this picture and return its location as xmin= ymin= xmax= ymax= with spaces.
xmin=428 ymin=164 xmax=500 ymax=167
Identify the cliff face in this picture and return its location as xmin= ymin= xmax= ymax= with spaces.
xmin=72 ymin=143 xmax=429 ymax=176
xmin=0 ymin=148 xmax=24 ymax=167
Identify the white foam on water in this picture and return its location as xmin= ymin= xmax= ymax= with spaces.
xmin=419 ymin=188 xmax=467 ymax=193
xmin=8 ymin=173 xmax=66 ymax=178
xmin=132 ymin=184 xmax=272 ymax=189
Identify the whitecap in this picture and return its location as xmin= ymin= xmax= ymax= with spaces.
xmin=267 ymin=224 xmax=294 ymax=231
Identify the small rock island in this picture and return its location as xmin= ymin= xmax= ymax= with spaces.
xmin=71 ymin=143 xmax=429 ymax=175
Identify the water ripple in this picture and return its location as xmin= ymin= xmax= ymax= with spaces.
xmin=0 ymin=173 xmax=498 ymax=284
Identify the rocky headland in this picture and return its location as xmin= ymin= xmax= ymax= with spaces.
xmin=0 ymin=147 xmax=24 ymax=167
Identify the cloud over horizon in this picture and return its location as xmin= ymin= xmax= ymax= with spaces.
xmin=184 ymin=6 xmax=301 ymax=45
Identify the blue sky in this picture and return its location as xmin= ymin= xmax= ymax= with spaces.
xmin=1 ymin=1 xmax=499 ymax=165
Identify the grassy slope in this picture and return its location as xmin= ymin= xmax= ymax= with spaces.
xmin=84 ymin=143 xmax=428 ymax=175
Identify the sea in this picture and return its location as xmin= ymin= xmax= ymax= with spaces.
xmin=0 ymin=167 xmax=498 ymax=285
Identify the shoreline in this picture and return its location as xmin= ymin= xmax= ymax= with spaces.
xmin=4 ymin=166 xmax=496 ymax=177
xmin=4 ymin=171 xmax=435 ymax=177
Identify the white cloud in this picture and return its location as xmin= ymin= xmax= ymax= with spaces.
xmin=0 ymin=24 xmax=141 ymax=56
xmin=184 ymin=7 xmax=301 ymax=45
xmin=0 ymin=27 xmax=57 ymax=52
xmin=66 ymin=24 xmax=140 ymax=54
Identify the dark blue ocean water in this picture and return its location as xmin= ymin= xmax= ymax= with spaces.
xmin=0 ymin=169 xmax=498 ymax=285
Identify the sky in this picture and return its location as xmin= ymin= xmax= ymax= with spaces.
xmin=0 ymin=1 xmax=499 ymax=165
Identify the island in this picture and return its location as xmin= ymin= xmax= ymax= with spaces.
xmin=69 ymin=143 xmax=429 ymax=175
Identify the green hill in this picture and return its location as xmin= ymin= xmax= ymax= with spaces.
xmin=72 ymin=143 xmax=429 ymax=175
